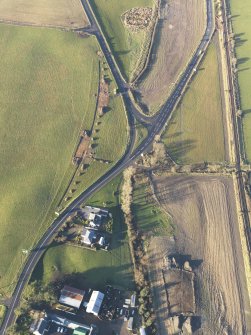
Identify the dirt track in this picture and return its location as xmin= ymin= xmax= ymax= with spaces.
xmin=0 ymin=0 xmax=88 ymax=29
xmin=151 ymin=174 xmax=251 ymax=334
xmin=137 ymin=0 xmax=206 ymax=114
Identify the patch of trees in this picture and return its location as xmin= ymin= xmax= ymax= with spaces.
xmin=6 ymin=281 xmax=58 ymax=335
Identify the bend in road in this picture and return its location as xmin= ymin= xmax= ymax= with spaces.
xmin=0 ymin=0 xmax=215 ymax=333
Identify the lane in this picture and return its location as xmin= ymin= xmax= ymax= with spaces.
xmin=0 ymin=0 xmax=215 ymax=333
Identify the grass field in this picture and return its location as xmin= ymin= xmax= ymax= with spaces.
xmin=0 ymin=0 xmax=88 ymax=28
xmin=162 ymin=43 xmax=226 ymax=164
xmin=90 ymin=0 xmax=153 ymax=80
xmin=0 ymin=24 xmax=101 ymax=295
xmin=58 ymin=63 xmax=129 ymax=210
xmin=33 ymin=176 xmax=134 ymax=291
xmin=132 ymin=175 xmax=173 ymax=236
xmin=230 ymin=0 xmax=251 ymax=162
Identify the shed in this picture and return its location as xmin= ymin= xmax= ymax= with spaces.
xmin=99 ymin=236 xmax=105 ymax=246
xmin=86 ymin=290 xmax=104 ymax=316
xmin=140 ymin=327 xmax=147 ymax=335
xmin=131 ymin=294 xmax=136 ymax=308
xmin=59 ymin=286 xmax=85 ymax=309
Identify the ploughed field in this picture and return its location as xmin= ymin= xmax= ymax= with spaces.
xmin=136 ymin=0 xmax=206 ymax=114
xmin=230 ymin=0 xmax=251 ymax=162
xmin=0 ymin=25 xmax=100 ymax=295
xmin=0 ymin=0 xmax=88 ymax=28
xmin=152 ymin=175 xmax=251 ymax=334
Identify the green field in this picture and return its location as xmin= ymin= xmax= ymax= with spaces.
xmin=33 ymin=176 xmax=134 ymax=290
xmin=132 ymin=175 xmax=173 ymax=236
xmin=162 ymin=43 xmax=226 ymax=164
xmin=90 ymin=0 xmax=153 ymax=81
xmin=59 ymin=63 xmax=129 ymax=210
xmin=0 ymin=23 xmax=128 ymax=295
xmin=230 ymin=0 xmax=251 ymax=161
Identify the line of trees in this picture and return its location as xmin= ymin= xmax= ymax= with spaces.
xmin=121 ymin=168 xmax=156 ymax=332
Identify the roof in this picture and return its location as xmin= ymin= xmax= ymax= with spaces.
xmin=88 ymin=213 xmax=96 ymax=221
xmin=127 ymin=317 xmax=133 ymax=330
xmin=81 ymin=228 xmax=96 ymax=245
xmin=33 ymin=318 xmax=48 ymax=335
xmin=131 ymin=294 xmax=136 ymax=307
xmin=73 ymin=327 xmax=89 ymax=335
xmin=140 ymin=327 xmax=147 ymax=335
xmin=86 ymin=291 xmax=104 ymax=316
xmin=99 ymin=237 xmax=105 ymax=246
xmin=59 ymin=286 xmax=85 ymax=309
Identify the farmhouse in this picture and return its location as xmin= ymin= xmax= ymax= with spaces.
xmin=86 ymin=290 xmax=105 ymax=316
xmin=81 ymin=228 xmax=96 ymax=245
xmin=59 ymin=285 xmax=85 ymax=309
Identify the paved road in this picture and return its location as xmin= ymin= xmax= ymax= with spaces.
xmin=0 ymin=0 xmax=214 ymax=333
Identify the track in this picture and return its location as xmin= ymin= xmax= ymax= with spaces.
xmin=0 ymin=0 xmax=215 ymax=333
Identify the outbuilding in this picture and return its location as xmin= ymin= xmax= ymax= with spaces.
xmin=140 ymin=327 xmax=147 ymax=335
xmin=86 ymin=291 xmax=104 ymax=316
xmin=59 ymin=286 xmax=85 ymax=309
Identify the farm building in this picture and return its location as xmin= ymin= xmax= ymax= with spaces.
xmin=131 ymin=293 xmax=136 ymax=308
xmin=81 ymin=228 xmax=96 ymax=245
xmin=140 ymin=327 xmax=147 ymax=335
xmin=127 ymin=317 xmax=134 ymax=330
xmin=86 ymin=290 xmax=104 ymax=316
xmin=89 ymin=213 xmax=102 ymax=229
xmin=31 ymin=317 xmax=48 ymax=335
xmin=59 ymin=285 xmax=85 ymax=309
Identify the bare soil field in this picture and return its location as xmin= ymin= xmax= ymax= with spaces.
xmin=0 ymin=0 xmax=88 ymax=28
xmin=163 ymin=268 xmax=195 ymax=316
xmin=136 ymin=0 xmax=206 ymax=114
xmin=151 ymin=175 xmax=251 ymax=334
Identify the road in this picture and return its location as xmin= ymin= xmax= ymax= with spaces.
xmin=0 ymin=0 xmax=214 ymax=333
